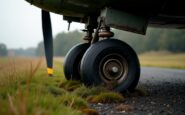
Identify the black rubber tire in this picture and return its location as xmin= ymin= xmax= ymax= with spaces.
xmin=64 ymin=43 xmax=89 ymax=80
xmin=80 ymin=39 xmax=140 ymax=92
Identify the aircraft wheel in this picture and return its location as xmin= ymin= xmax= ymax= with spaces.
xmin=64 ymin=43 xmax=89 ymax=80
xmin=80 ymin=39 xmax=140 ymax=92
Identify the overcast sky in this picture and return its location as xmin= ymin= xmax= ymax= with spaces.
xmin=0 ymin=0 xmax=84 ymax=49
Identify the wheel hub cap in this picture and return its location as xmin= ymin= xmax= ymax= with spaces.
xmin=100 ymin=54 xmax=128 ymax=84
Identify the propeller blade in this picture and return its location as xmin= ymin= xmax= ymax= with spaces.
xmin=41 ymin=10 xmax=53 ymax=76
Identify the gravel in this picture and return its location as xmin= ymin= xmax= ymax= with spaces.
xmin=90 ymin=67 xmax=185 ymax=115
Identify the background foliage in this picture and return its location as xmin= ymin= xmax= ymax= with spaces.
xmin=2 ymin=28 xmax=185 ymax=57
xmin=36 ymin=28 xmax=185 ymax=56
xmin=0 ymin=43 xmax=8 ymax=56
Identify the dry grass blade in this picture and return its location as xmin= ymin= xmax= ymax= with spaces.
xmin=8 ymin=94 xmax=18 ymax=115
xmin=69 ymin=98 xmax=75 ymax=108
xmin=27 ymin=59 xmax=42 ymax=88
xmin=17 ymin=90 xmax=27 ymax=115
xmin=8 ymin=89 xmax=28 ymax=115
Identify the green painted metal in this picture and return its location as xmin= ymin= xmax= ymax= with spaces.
xmin=25 ymin=0 xmax=163 ymax=17
xmin=101 ymin=8 xmax=148 ymax=35
xmin=25 ymin=0 xmax=148 ymax=34
xmin=25 ymin=0 xmax=107 ymax=17
xmin=25 ymin=0 xmax=185 ymax=32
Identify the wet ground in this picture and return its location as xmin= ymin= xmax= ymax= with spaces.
xmin=90 ymin=67 xmax=185 ymax=115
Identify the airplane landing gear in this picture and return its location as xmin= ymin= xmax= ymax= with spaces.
xmin=81 ymin=39 xmax=140 ymax=92
xmin=64 ymin=17 xmax=140 ymax=92
xmin=64 ymin=43 xmax=89 ymax=80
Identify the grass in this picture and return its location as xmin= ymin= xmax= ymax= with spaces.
xmin=59 ymin=80 xmax=82 ymax=91
xmin=2 ymin=51 xmax=181 ymax=114
xmin=88 ymin=92 xmax=124 ymax=103
xmin=0 ymin=57 xmax=83 ymax=115
xmin=0 ymin=57 xmax=126 ymax=115
xmin=139 ymin=51 xmax=185 ymax=69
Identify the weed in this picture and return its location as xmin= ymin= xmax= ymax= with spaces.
xmin=88 ymin=92 xmax=124 ymax=103
xmin=59 ymin=80 xmax=82 ymax=91
xmin=73 ymin=85 xmax=90 ymax=98
xmin=48 ymin=86 xmax=66 ymax=96
xmin=74 ymin=85 xmax=108 ymax=99
xmin=60 ymin=93 xmax=88 ymax=109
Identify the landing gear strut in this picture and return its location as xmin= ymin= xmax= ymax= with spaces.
xmin=64 ymin=17 xmax=140 ymax=92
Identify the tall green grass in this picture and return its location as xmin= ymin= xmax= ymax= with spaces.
xmin=0 ymin=57 xmax=148 ymax=115
xmin=0 ymin=57 xmax=83 ymax=115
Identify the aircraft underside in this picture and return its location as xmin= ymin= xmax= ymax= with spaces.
xmin=26 ymin=0 xmax=185 ymax=92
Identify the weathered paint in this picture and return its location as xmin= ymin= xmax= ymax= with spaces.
xmin=25 ymin=0 xmax=107 ymax=17
xmin=101 ymin=8 xmax=148 ymax=34
xmin=25 ymin=0 xmax=164 ymax=17
xmin=25 ymin=0 xmax=185 ymax=30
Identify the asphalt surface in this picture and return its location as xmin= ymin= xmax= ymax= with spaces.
xmin=90 ymin=67 xmax=185 ymax=115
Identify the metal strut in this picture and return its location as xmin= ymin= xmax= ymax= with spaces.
xmin=83 ymin=17 xmax=115 ymax=44
xmin=91 ymin=19 xmax=102 ymax=44
xmin=82 ymin=25 xmax=94 ymax=43
xmin=99 ymin=21 xmax=114 ymax=38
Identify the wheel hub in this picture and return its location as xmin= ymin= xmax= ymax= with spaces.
xmin=100 ymin=54 xmax=128 ymax=84
xmin=103 ymin=59 xmax=123 ymax=80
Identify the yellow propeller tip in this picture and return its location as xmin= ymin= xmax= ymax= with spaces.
xmin=47 ymin=68 xmax=53 ymax=75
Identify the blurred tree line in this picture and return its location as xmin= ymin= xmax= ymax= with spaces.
xmin=36 ymin=30 xmax=84 ymax=56
xmin=35 ymin=28 xmax=185 ymax=56
xmin=114 ymin=28 xmax=185 ymax=53
xmin=0 ymin=43 xmax=36 ymax=57
xmin=0 ymin=43 xmax=8 ymax=56
xmin=8 ymin=48 xmax=36 ymax=57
